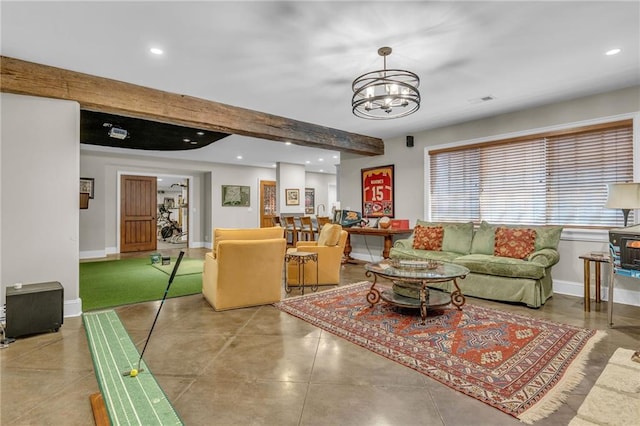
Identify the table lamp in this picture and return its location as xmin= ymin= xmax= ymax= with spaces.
xmin=605 ymin=183 xmax=640 ymax=227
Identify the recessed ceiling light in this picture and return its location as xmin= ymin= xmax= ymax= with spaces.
xmin=196 ymin=131 xmax=204 ymax=136
xmin=190 ymin=141 xmax=197 ymax=145
xmin=150 ymin=47 xmax=164 ymax=55
xmin=237 ymin=155 xmax=243 ymax=160
xmin=285 ymin=142 xmax=292 ymax=146
xmin=606 ymin=48 xmax=621 ymax=56
xmin=183 ymin=138 xmax=191 ymax=143
xmin=318 ymin=158 xmax=324 ymax=162
xmin=157 ymin=178 xmax=163 ymax=182
xmin=305 ymin=160 xmax=311 ymax=164
xmin=319 ymin=169 xmax=324 ymax=173
xmin=332 ymin=155 xmax=338 ymax=159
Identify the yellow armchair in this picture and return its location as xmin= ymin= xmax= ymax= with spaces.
xmin=286 ymin=224 xmax=347 ymax=286
xmin=203 ymin=227 xmax=286 ymax=311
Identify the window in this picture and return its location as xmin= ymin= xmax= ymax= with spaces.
xmin=428 ymin=120 xmax=634 ymax=228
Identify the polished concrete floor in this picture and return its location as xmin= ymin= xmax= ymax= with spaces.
xmin=2 ymin=247 xmax=639 ymax=425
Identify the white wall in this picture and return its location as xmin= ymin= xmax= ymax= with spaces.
xmin=1 ymin=94 xmax=81 ymax=316
xmin=210 ymin=164 xmax=277 ymax=234
xmin=304 ymin=172 xmax=334 ymax=215
xmin=277 ymin=162 xmax=306 ymax=215
xmin=340 ymin=86 xmax=640 ymax=307
xmin=80 ymin=151 xmax=275 ymax=255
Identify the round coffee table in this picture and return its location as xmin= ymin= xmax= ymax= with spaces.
xmin=364 ymin=260 xmax=469 ymax=323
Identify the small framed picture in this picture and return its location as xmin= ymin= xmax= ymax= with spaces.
xmin=286 ymin=188 xmax=300 ymax=206
xmin=305 ymin=188 xmax=315 ymax=214
xmin=80 ymin=177 xmax=95 ymax=199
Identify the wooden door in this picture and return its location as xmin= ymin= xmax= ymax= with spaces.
xmin=120 ymin=175 xmax=157 ymax=252
xmin=260 ymin=180 xmax=277 ymax=227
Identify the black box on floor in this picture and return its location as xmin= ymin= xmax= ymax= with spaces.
xmin=5 ymin=281 xmax=64 ymax=338
xmin=162 ymin=256 xmax=171 ymax=265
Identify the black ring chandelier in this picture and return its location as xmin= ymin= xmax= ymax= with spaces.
xmin=352 ymin=47 xmax=421 ymax=120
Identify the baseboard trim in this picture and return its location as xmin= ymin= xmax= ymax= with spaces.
xmin=64 ymin=297 xmax=83 ymax=318
xmin=80 ymin=250 xmax=107 ymax=260
xmin=553 ymin=279 xmax=640 ymax=307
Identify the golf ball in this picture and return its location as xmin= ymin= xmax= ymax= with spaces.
xmin=130 ymin=369 xmax=138 ymax=377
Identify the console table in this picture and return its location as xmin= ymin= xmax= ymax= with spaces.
xmin=343 ymin=227 xmax=412 ymax=263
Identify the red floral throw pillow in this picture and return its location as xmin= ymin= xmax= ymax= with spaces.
xmin=412 ymin=226 xmax=444 ymax=251
xmin=494 ymin=227 xmax=537 ymax=259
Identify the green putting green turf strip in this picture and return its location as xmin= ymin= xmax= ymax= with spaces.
xmin=83 ymin=310 xmax=183 ymax=425
xmin=80 ymin=258 xmax=202 ymax=311
xmin=151 ymin=258 xmax=203 ymax=276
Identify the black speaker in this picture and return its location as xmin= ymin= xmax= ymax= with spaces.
xmin=406 ymin=136 xmax=414 ymax=147
xmin=5 ymin=281 xmax=64 ymax=338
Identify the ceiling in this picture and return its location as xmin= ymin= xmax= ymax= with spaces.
xmin=2 ymin=2 xmax=638 ymax=174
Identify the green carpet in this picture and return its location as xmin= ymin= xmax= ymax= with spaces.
xmin=80 ymin=257 xmax=202 ymax=311
xmin=152 ymin=258 xmax=203 ymax=276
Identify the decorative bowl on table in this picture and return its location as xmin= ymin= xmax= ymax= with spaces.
xmin=391 ymin=259 xmax=439 ymax=270
xmin=378 ymin=216 xmax=391 ymax=229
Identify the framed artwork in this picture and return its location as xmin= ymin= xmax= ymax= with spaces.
xmin=305 ymin=188 xmax=315 ymax=214
xmin=164 ymin=197 xmax=175 ymax=208
xmin=80 ymin=177 xmax=95 ymax=199
xmin=285 ymin=188 xmax=300 ymax=206
xmin=222 ymin=185 xmax=250 ymax=206
xmin=361 ymin=164 xmax=394 ymax=218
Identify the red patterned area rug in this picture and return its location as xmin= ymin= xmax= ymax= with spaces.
xmin=274 ymin=282 xmax=605 ymax=424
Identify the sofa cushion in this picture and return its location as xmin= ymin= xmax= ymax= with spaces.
xmin=412 ymin=226 xmax=444 ymax=250
xmin=416 ymin=220 xmax=473 ymax=254
xmin=533 ymin=226 xmax=563 ymax=251
xmin=470 ymin=221 xmax=496 ymax=255
xmin=494 ymin=227 xmax=537 ymax=259
xmin=317 ymin=223 xmax=342 ymax=246
xmin=453 ymin=254 xmax=546 ymax=279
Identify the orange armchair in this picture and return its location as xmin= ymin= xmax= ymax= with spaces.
xmin=203 ymin=227 xmax=286 ymax=311
xmin=286 ymin=224 xmax=347 ymax=286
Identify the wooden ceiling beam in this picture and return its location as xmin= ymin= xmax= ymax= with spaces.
xmin=1 ymin=56 xmax=384 ymax=156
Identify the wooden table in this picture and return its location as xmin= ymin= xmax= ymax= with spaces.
xmin=579 ymin=253 xmax=611 ymax=312
xmin=343 ymin=227 xmax=412 ymax=263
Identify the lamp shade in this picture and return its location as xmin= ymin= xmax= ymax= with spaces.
xmin=605 ymin=183 xmax=640 ymax=208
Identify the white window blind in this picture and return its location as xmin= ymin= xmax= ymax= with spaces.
xmin=429 ymin=120 xmax=634 ymax=227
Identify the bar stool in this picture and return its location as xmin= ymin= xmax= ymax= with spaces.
xmin=284 ymin=216 xmax=298 ymax=247
xmin=316 ymin=216 xmax=331 ymax=228
xmin=299 ymin=216 xmax=315 ymax=241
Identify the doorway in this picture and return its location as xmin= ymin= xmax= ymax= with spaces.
xmin=120 ymin=175 xmax=157 ymax=253
xmin=156 ymin=176 xmax=189 ymax=250
xmin=260 ymin=180 xmax=277 ymax=227
xmin=118 ymin=172 xmax=192 ymax=253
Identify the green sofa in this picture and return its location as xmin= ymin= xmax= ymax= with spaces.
xmin=389 ymin=221 xmax=563 ymax=308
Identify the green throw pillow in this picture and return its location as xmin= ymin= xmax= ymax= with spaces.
xmin=533 ymin=226 xmax=563 ymax=251
xmin=470 ymin=221 xmax=496 ymax=255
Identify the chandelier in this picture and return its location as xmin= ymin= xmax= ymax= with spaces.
xmin=352 ymin=47 xmax=420 ymax=119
